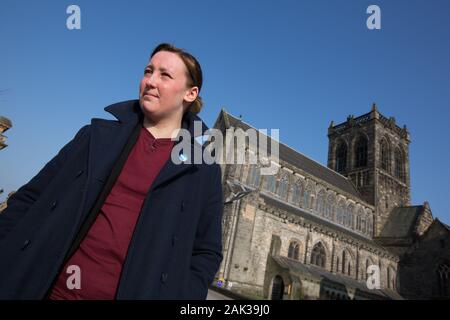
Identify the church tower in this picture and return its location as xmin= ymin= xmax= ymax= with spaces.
xmin=327 ymin=104 xmax=411 ymax=235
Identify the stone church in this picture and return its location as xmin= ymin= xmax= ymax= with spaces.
xmin=213 ymin=104 xmax=450 ymax=300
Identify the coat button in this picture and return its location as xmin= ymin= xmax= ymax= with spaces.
xmin=76 ymin=170 xmax=84 ymax=177
xmin=161 ymin=272 xmax=168 ymax=283
xmin=50 ymin=201 xmax=57 ymax=210
xmin=181 ymin=201 xmax=185 ymax=211
xmin=172 ymin=236 xmax=178 ymax=246
xmin=21 ymin=240 xmax=31 ymax=250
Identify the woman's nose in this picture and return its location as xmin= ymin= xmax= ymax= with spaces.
xmin=145 ymin=73 xmax=157 ymax=88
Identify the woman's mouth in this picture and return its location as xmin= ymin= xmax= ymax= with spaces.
xmin=143 ymin=92 xmax=159 ymax=99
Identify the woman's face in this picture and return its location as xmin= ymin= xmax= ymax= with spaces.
xmin=139 ymin=51 xmax=198 ymax=123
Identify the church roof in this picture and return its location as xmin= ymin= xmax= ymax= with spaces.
xmin=420 ymin=218 xmax=450 ymax=239
xmin=378 ymin=206 xmax=424 ymax=238
xmin=215 ymin=109 xmax=361 ymax=199
xmin=436 ymin=219 xmax=450 ymax=232
xmin=273 ymin=255 xmax=404 ymax=300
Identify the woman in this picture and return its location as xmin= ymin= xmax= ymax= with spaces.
xmin=0 ymin=43 xmax=223 ymax=300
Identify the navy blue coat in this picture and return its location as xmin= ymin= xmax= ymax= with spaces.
xmin=0 ymin=100 xmax=223 ymax=299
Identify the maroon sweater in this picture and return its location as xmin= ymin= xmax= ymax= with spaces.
xmin=49 ymin=126 xmax=174 ymax=300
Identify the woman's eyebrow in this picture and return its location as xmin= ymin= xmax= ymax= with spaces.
xmin=145 ymin=64 xmax=172 ymax=73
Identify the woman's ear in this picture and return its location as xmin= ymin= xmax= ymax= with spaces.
xmin=184 ymin=86 xmax=199 ymax=104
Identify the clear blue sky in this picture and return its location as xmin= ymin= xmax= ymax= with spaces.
xmin=1 ymin=0 xmax=449 ymax=225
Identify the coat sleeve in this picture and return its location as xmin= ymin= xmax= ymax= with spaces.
xmin=0 ymin=125 xmax=90 ymax=241
xmin=188 ymin=163 xmax=224 ymax=299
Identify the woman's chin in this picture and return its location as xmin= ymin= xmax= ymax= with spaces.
xmin=140 ymin=100 xmax=160 ymax=113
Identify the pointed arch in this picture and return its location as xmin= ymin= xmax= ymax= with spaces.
xmin=437 ymin=263 xmax=450 ymax=297
xmin=364 ymin=257 xmax=377 ymax=281
xmin=337 ymin=199 xmax=346 ymax=225
xmin=288 ymin=240 xmax=301 ymax=260
xmin=346 ymin=204 xmax=355 ymax=228
xmin=290 ymin=179 xmax=303 ymax=206
xmin=354 ymin=134 xmax=368 ymax=168
xmin=276 ymin=174 xmax=289 ymax=199
xmin=271 ymin=275 xmax=285 ymax=300
xmin=367 ymin=213 xmax=374 ymax=236
xmin=340 ymin=248 xmax=355 ymax=276
xmin=356 ymin=207 xmax=364 ymax=231
xmin=326 ymin=193 xmax=336 ymax=220
xmin=310 ymin=242 xmax=327 ymax=268
xmin=380 ymin=137 xmax=391 ymax=173
xmin=387 ymin=265 xmax=396 ymax=290
xmin=316 ymin=188 xmax=327 ymax=216
xmin=247 ymin=164 xmax=261 ymax=188
xmin=303 ymin=183 xmax=315 ymax=210
xmin=264 ymin=174 xmax=276 ymax=193
xmin=335 ymin=139 xmax=348 ymax=173
xmin=394 ymin=147 xmax=406 ymax=181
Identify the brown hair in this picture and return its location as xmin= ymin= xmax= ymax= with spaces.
xmin=151 ymin=43 xmax=203 ymax=114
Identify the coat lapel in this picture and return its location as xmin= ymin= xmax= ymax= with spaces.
xmin=88 ymin=119 xmax=136 ymax=182
xmin=149 ymin=141 xmax=200 ymax=192
xmin=84 ymin=99 xmax=208 ymax=196
xmin=149 ymin=110 xmax=207 ymax=191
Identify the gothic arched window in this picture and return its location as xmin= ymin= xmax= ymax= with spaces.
xmin=303 ymin=185 xmax=313 ymax=210
xmin=356 ymin=208 xmax=363 ymax=231
xmin=291 ymin=182 xmax=302 ymax=205
xmin=327 ymin=194 xmax=336 ymax=220
xmin=367 ymin=214 xmax=373 ymax=235
xmin=343 ymin=208 xmax=349 ymax=227
xmin=337 ymin=200 xmax=346 ymax=225
xmin=265 ymin=174 xmax=276 ymax=193
xmin=288 ymin=241 xmax=300 ymax=260
xmin=271 ymin=275 xmax=284 ymax=300
xmin=247 ymin=165 xmax=261 ymax=188
xmin=395 ymin=148 xmax=405 ymax=181
xmin=355 ymin=136 xmax=368 ymax=168
xmin=361 ymin=216 xmax=367 ymax=233
xmin=380 ymin=139 xmax=390 ymax=172
xmin=317 ymin=190 xmax=327 ymax=216
xmin=336 ymin=142 xmax=347 ymax=173
xmin=347 ymin=204 xmax=354 ymax=228
xmin=437 ymin=264 xmax=450 ymax=297
xmin=311 ymin=242 xmax=326 ymax=268
xmin=387 ymin=267 xmax=396 ymax=289
xmin=342 ymin=251 xmax=346 ymax=274
xmin=277 ymin=176 xmax=289 ymax=199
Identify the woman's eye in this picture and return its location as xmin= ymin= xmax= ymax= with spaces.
xmin=162 ymin=73 xmax=170 ymax=77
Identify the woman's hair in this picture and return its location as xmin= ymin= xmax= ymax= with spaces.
xmin=151 ymin=43 xmax=203 ymax=114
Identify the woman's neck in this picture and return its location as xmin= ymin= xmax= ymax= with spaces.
xmin=143 ymin=114 xmax=182 ymax=139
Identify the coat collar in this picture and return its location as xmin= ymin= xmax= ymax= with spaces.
xmin=104 ymin=99 xmax=210 ymax=141
xmin=86 ymin=100 xmax=208 ymax=199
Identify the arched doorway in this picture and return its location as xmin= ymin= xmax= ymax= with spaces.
xmin=271 ymin=275 xmax=284 ymax=300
